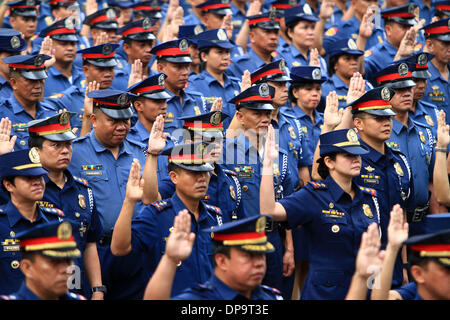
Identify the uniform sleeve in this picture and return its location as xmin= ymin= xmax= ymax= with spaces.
xmin=158 ymin=176 xmax=176 ymax=199
xmin=278 ymin=187 xmax=317 ymax=229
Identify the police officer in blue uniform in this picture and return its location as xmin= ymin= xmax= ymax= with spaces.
xmin=144 ymin=110 xmax=245 ymax=223
xmin=0 ymin=29 xmax=27 ymax=101
xmin=0 ymin=221 xmax=87 ymax=300
xmin=375 ymin=62 xmax=435 ymax=237
xmin=68 ymin=89 xmax=148 ymax=300
xmin=321 ymin=38 xmax=373 ymax=109
xmin=279 ymin=3 xmax=327 ymax=73
xmin=107 ymin=0 xmax=135 ymax=27
xmin=260 ymin=127 xmax=382 ymax=300
xmin=39 ymin=18 xmax=85 ymax=97
xmin=0 ymin=54 xmax=58 ymax=150
xmin=0 ymin=148 xmax=66 ymax=295
xmin=226 ymin=11 xmax=281 ymax=79
xmin=83 ymin=7 xmax=121 ymax=46
xmin=364 ymin=3 xmax=420 ymax=81
xmin=224 ymin=83 xmax=295 ymax=297
xmin=422 ymin=18 xmax=450 ymax=124
xmin=188 ymin=28 xmax=241 ymax=130
xmin=435 ymin=1 xmax=450 ymax=19
xmin=230 ymin=0 xmax=249 ymax=41
xmin=26 ymin=112 xmax=105 ymax=299
xmin=347 ymin=86 xmax=415 ymax=287
xmin=150 ymin=39 xmax=207 ymax=136
xmin=323 ymin=0 xmax=385 ymax=55
xmin=115 ymin=18 xmax=157 ymax=90
xmin=285 ymin=66 xmax=326 ymax=171
xmin=5 ymin=0 xmax=40 ymax=54
xmin=178 ymin=24 xmax=206 ymax=76
xmin=133 ymin=0 xmax=163 ymax=20
xmin=144 ymin=213 xmax=284 ymax=300
xmin=44 ymin=43 xmax=123 ymax=133
xmin=111 ymin=141 xmax=224 ymax=297
xmin=400 ymin=52 xmax=440 ymax=139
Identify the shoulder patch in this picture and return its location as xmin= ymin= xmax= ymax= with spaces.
xmin=222 ymin=169 xmax=237 ymax=176
xmin=68 ymin=292 xmax=87 ymax=300
xmin=364 ymin=50 xmax=373 ymax=57
xmin=39 ymin=206 xmax=65 ymax=217
xmin=260 ymin=285 xmax=283 ymax=299
xmin=324 ymin=27 xmax=337 ymax=37
xmin=0 ymin=294 xmax=16 ymax=300
xmin=386 ymin=141 xmax=400 ymax=151
xmin=151 ymin=200 xmax=171 ymax=212
xmin=271 ymin=51 xmax=279 ymax=58
xmin=192 ymin=283 xmax=213 ymax=292
xmin=308 ymin=181 xmax=327 ymax=189
xmin=205 ymin=204 xmax=222 ymax=216
xmin=49 ymin=93 xmax=64 ymax=99
xmin=73 ymin=175 xmax=89 ymax=187
xmin=359 ymin=186 xmax=377 ymax=197
xmin=0 ymin=207 xmax=5 ymax=215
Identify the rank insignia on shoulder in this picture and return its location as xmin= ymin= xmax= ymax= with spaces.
xmin=223 ymin=169 xmax=237 ymax=176
xmin=364 ymin=50 xmax=373 ymax=57
xmin=151 ymin=200 xmax=171 ymax=212
xmin=386 ymin=142 xmax=399 ymax=149
xmin=37 ymin=201 xmax=54 ymax=208
xmin=205 ymin=204 xmax=222 ymax=216
xmin=40 ymin=206 xmax=65 ymax=217
xmin=50 ymin=93 xmax=64 ymax=99
xmin=309 ymin=181 xmax=327 ymax=189
xmin=261 ymin=285 xmax=283 ymax=299
xmin=359 ymin=186 xmax=377 ymax=197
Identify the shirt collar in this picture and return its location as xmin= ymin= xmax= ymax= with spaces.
xmin=324 ymin=175 xmax=360 ymax=203
xmin=209 ymin=273 xmax=242 ymax=300
xmin=130 ymin=120 xmax=150 ymax=141
xmin=6 ymin=200 xmax=46 ymax=228
xmin=89 ymin=130 xmax=132 ymax=156
xmin=170 ymin=192 xmax=208 ymax=221
xmin=331 ymin=73 xmax=347 ymax=89
xmin=290 ymin=45 xmax=308 ymax=61
xmin=359 ymin=139 xmax=383 ymax=163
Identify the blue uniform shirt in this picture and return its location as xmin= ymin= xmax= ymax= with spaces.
xmin=188 ymin=70 xmax=241 ymax=130
xmin=387 ymin=118 xmax=434 ymax=208
xmin=423 ymin=62 xmax=450 ymax=124
xmin=323 ymin=15 xmax=385 ymax=54
xmin=364 ymin=41 xmax=399 ymax=83
xmin=0 ymin=96 xmax=58 ymax=150
xmin=413 ymin=0 xmax=435 ymax=25
xmin=0 ymin=201 xmax=65 ymax=294
xmin=131 ymin=193 xmax=222 ymax=296
xmin=230 ymin=2 xmax=248 ymax=41
xmin=279 ymin=44 xmax=328 ymax=75
xmin=321 ymin=73 xmax=374 ymax=109
xmin=43 ymin=83 xmax=85 ymax=134
xmin=164 ymin=89 xmax=207 ymax=136
xmin=183 ymin=12 xmax=202 ymax=26
xmin=44 ymin=65 xmax=85 ymax=97
xmin=0 ymin=282 xmax=86 ymax=300
xmin=68 ymin=132 xmax=147 ymax=235
xmin=172 ymin=273 xmax=283 ymax=300
xmin=279 ymin=176 xmax=381 ymax=300
xmin=110 ymin=64 xmax=131 ymax=91
xmin=410 ymin=100 xmax=439 ymax=140
xmin=226 ymin=49 xmax=275 ymax=79
xmin=158 ymin=164 xmax=245 ymax=223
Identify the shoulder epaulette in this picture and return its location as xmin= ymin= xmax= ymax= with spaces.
xmin=271 ymin=51 xmax=279 ymax=58
xmin=39 ymin=206 xmax=65 ymax=217
xmin=0 ymin=207 xmax=5 ymax=215
xmin=30 ymin=34 xmax=38 ymax=41
xmin=359 ymin=186 xmax=377 ymax=197
xmin=0 ymin=294 xmax=16 ymax=300
xmin=386 ymin=142 xmax=401 ymax=151
xmin=49 ymin=93 xmax=64 ymax=99
xmin=420 ymin=100 xmax=438 ymax=109
xmin=192 ymin=283 xmax=213 ymax=292
xmin=151 ymin=200 xmax=171 ymax=212
xmin=308 ymin=181 xmax=327 ymax=189
xmin=205 ymin=204 xmax=222 ymax=216
xmin=68 ymin=292 xmax=86 ymax=300
xmin=222 ymin=169 xmax=237 ymax=176
xmin=73 ymin=175 xmax=89 ymax=187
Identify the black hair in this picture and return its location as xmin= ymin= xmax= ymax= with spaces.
xmin=316 ymin=153 xmax=337 ymax=179
xmin=328 ymin=55 xmax=340 ymax=77
xmin=20 ymin=250 xmax=37 ymax=262
xmin=167 ymin=162 xmax=181 ymax=174
xmin=352 ymin=111 xmax=365 ymax=120
xmin=198 ymin=47 xmax=211 ymax=71
xmin=1 ymin=176 xmax=15 ymax=197
xmin=288 ymin=82 xmax=309 ymax=104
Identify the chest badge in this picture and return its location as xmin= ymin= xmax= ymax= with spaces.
xmin=419 ymin=131 xmax=426 ymax=144
xmin=394 ymin=162 xmax=404 ymax=177
xmin=424 ymin=115 xmax=434 ymax=127
xmin=288 ymin=126 xmax=297 ymax=139
xmin=362 ymin=204 xmax=373 ymax=219
xmin=331 ymin=225 xmax=340 ymax=233
xmin=78 ymin=194 xmax=87 ymax=210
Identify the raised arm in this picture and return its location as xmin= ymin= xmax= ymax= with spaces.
xmin=80 ymin=81 xmax=100 ymax=137
xmin=433 ymin=110 xmax=450 ymax=206
xmin=143 ymin=209 xmax=196 ymax=300
xmin=111 ymin=159 xmax=144 ymax=256
xmin=371 ymin=204 xmax=409 ymax=300
xmin=0 ymin=117 xmax=16 ymax=155
xmin=259 ymin=124 xmax=288 ymax=221
xmin=225 ymin=71 xmax=250 ymax=139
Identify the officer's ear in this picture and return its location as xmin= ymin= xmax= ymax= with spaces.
xmin=235 ymin=109 xmax=246 ymax=126
xmin=214 ymin=252 xmax=229 ymax=271
xmin=20 ymin=258 xmax=33 ymax=277
xmin=353 ymin=117 xmax=363 ymax=132
xmin=323 ymin=155 xmax=335 ymax=171
xmin=133 ymin=99 xmax=144 ymax=112
xmin=409 ymin=263 xmax=427 ymax=285
xmin=156 ymin=60 xmax=165 ymax=73
xmin=169 ymin=169 xmax=179 ymax=185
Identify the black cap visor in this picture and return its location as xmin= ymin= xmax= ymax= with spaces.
xmin=100 ymin=106 xmax=134 ymax=119
xmin=19 ymin=69 xmax=48 ymax=80
xmin=86 ymin=58 xmax=118 ymax=67
xmin=50 ymin=34 xmax=79 ymax=42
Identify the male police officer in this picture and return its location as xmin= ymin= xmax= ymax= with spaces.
xmin=0 ymin=53 xmax=58 ymax=150
xmin=83 ymin=7 xmax=121 ymax=45
xmin=111 ymin=141 xmax=224 ymax=297
xmin=68 ymin=89 xmax=148 ymax=300
xmin=26 ymin=112 xmax=104 ymax=299
xmin=39 ymin=18 xmax=85 ymax=97
xmin=6 ymin=0 xmax=39 ymax=54
xmin=0 ymin=221 xmax=87 ymax=300
xmin=145 ymin=212 xmax=283 ymax=300
xmin=150 ymin=39 xmax=207 ymax=136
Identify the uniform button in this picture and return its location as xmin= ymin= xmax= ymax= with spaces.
xmin=242 ymin=185 xmax=248 ymax=192
xmin=11 ymin=260 xmax=20 ymax=269
xmin=75 ymin=212 xmax=80 ymax=218
xmin=331 ymin=225 xmax=340 ymax=233
xmin=20 ymin=140 xmax=26 ymax=146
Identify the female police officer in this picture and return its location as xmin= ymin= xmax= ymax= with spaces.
xmin=259 ymin=119 xmax=382 ymax=299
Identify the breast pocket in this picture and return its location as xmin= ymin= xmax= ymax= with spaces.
xmin=319 ymin=216 xmax=349 ymax=243
xmin=0 ymin=249 xmax=23 ymax=281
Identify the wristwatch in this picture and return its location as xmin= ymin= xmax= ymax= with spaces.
xmin=91 ymin=285 xmax=107 ymax=294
